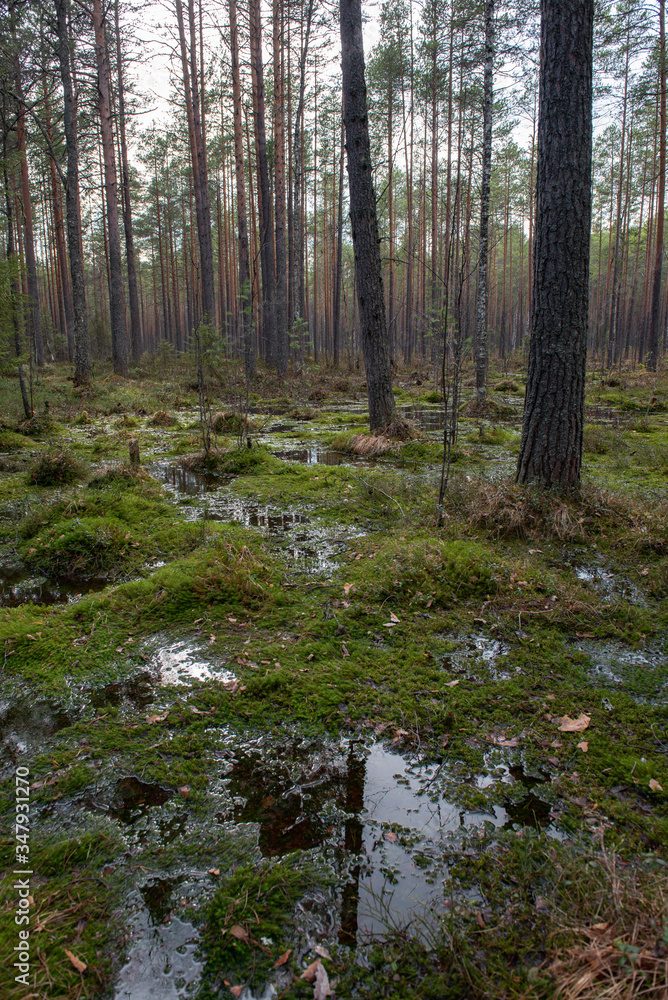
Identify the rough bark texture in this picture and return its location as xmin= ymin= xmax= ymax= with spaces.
xmin=228 ymin=0 xmax=254 ymax=378
xmin=291 ymin=0 xmax=314 ymax=351
xmin=115 ymin=0 xmax=142 ymax=362
xmin=250 ymin=0 xmax=276 ymax=362
xmin=475 ymin=0 xmax=494 ymax=404
xmin=174 ymin=0 xmax=216 ymax=329
xmin=516 ymin=0 xmax=593 ymax=490
xmin=340 ymin=0 xmax=396 ymax=433
xmin=92 ymin=0 xmax=128 ymax=376
xmin=273 ymin=0 xmax=288 ymax=375
xmin=55 ymin=0 xmax=91 ymax=386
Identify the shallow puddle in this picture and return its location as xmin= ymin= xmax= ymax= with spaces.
xmin=0 ymin=695 xmax=75 ymax=754
xmin=0 ymin=567 xmax=105 ymax=607
xmin=218 ymin=737 xmax=556 ymax=940
xmin=580 ymin=639 xmax=668 ymax=702
xmin=440 ymin=632 xmax=512 ymax=680
xmin=114 ymin=888 xmax=202 ymax=1000
xmin=152 ymin=639 xmax=236 ymax=687
xmin=154 ymin=463 xmax=358 ymax=573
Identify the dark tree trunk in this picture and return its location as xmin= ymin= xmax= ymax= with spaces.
xmin=174 ymin=0 xmax=216 ymax=328
xmin=250 ymin=0 xmax=276 ymax=362
xmin=115 ymin=0 xmax=142 ymax=361
xmin=228 ymin=0 xmax=254 ymax=378
xmin=516 ymin=0 xmax=594 ymax=490
xmin=291 ymin=0 xmax=314 ymax=352
xmin=55 ymin=0 xmax=91 ymax=386
xmin=273 ymin=0 xmax=288 ymax=375
xmin=340 ymin=0 xmax=395 ymax=433
xmin=475 ymin=0 xmax=494 ymax=404
xmin=92 ymin=0 xmax=129 ymax=376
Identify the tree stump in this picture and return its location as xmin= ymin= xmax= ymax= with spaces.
xmin=129 ymin=438 xmax=140 ymax=467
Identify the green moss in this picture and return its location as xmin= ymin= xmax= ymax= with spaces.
xmin=27 ymin=451 xmax=85 ymax=486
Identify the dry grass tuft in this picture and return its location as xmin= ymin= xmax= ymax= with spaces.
xmin=548 ymin=855 xmax=668 ymax=1000
xmin=346 ymin=433 xmax=394 ymax=455
xmin=446 ymin=476 xmax=663 ymax=542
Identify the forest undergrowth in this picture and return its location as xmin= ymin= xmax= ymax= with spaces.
xmin=0 ymin=355 xmax=666 ymax=1000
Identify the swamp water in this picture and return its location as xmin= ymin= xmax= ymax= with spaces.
xmin=102 ymin=734 xmax=556 ymax=999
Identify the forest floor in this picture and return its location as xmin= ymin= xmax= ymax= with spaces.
xmin=0 ymin=353 xmax=666 ymax=1000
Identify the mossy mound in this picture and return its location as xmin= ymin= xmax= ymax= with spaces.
xmin=17 ymin=409 xmax=57 ymax=438
xmin=181 ymin=446 xmax=280 ymax=476
xmin=150 ymin=409 xmax=179 ymax=427
xmin=27 ymin=451 xmax=85 ymax=486
xmin=0 ymin=429 xmax=31 ymax=452
xmin=87 ymin=465 xmax=150 ymax=489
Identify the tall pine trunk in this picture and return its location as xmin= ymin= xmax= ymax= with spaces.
xmin=92 ymin=0 xmax=129 ymax=376
xmin=55 ymin=0 xmax=91 ymax=385
xmin=516 ymin=0 xmax=594 ymax=490
xmin=475 ymin=0 xmax=494 ymax=403
xmin=340 ymin=0 xmax=396 ymax=432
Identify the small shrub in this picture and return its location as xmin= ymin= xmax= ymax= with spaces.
xmin=422 ymin=390 xmax=443 ymax=403
xmin=492 ymin=378 xmax=522 ymax=393
xmin=307 ymin=386 xmax=329 ymax=401
xmin=87 ymin=465 xmax=148 ymax=489
xmin=18 ymin=409 xmax=56 ymax=438
xmin=27 ymin=451 xmax=84 ymax=486
xmin=150 ymin=409 xmax=178 ymax=427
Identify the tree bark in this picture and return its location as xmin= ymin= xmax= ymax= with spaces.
xmin=55 ymin=0 xmax=91 ymax=386
xmin=250 ymin=0 xmax=276 ymax=362
xmin=340 ymin=0 xmax=396 ymax=433
xmin=475 ymin=0 xmax=494 ymax=403
xmin=647 ymin=0 xmax=666 ymax=371
xmin=92 ymin=0 xmax=129 ymax=376
xmin=227 ymin=0 xmax=254 ymax=378
xmin=114 ymin=0 xmax=142 ymax=361
xmin=516 ymin=0 xmax=594 ymax=490
xmin=273 ymin=0 xmax=288 ymax=375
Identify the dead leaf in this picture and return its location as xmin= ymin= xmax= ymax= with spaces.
xmin=314 ymin=945 xmax=332 ymax=960
xmin=475 ymin=910 xmax=486 ymax=928
xmin=343 ymin=583 xmax=354 ymax=595
xmin=341 ymin=642 xmax=350 ymax=658
xmin=147 ymin=713 xmax=168 ymax=724
xmin=649 ymin=779 xmax=664 ymax=792
xmin=229 ymin=925 xmax=250 ymax=944
xmin=314 ymin=962 xmax=332 ymax=999
xmin=179 ymin=786 xmax=191 ymax=798
xmin=390 ymin=611 xmax=400 ymax=623
xmin=384 ymin=831 xmax=397 ymax=842
xmin=300 ymin=958 xmax=321 ymax=982
xmin=230 ymin=987 xmax=244 ymax=998
xmin=64 ymin=950 xmax=87 ymax=974
xmin=558 ymin=713 xmax=590 ymax=733
xmin=577 ymin=741 xmax=589 ymax=752
xmin=208 ymin=868 xmax=220 ymax=876
xmin=445 ymin=679 xmax=460 ymax=688
xmin=382 ymin=621 xmax=397 ymax=628
xmin=274 ymin=949 xmax=292 ymax=968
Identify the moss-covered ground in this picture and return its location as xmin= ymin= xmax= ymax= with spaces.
xmin=0 ymin=355 xmax=666 ymax=999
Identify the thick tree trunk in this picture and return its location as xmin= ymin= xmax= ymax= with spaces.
xmin=55 ymin=0 xmax=91 ymax=386
xmin=114 ymin=0 xmax=142 ymax=361
xmin=228 ymin=0 xmax=254 ymax=378
xmin=475 ymin=0 xmax=494 ymax=404
xmin=340 ymin=0 xmax=395 ymax=433
xmin=92 ymin=0 xmax=129 ymax=376
xmin=516 ymin=0 xmax=594 ymax=490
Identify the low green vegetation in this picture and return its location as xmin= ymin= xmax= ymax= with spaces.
xmin=0 ymin=358 xmax=666 ymax=1000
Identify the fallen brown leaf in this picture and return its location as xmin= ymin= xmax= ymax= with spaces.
xmin=229 ymin=925 xmax=249 ymax=944
xmin=649 ymin=778 xmax=663 ymax=792
xmin=577 ymin=741 xmax=589 ymax=752
xmin=274 ymin=949 xmax=292 ymax=968
xmin=314 ymin=962 xmax=332 ymax=999
xmin=230 ymin=987 xmax=243 ymax=998
xmin=558 ymin=713 xmax=591 ymax=733
xmin=64 ymin=949 xmax=87 ymax=974
xmin=300 ymin=958 xmax=321 ymax=982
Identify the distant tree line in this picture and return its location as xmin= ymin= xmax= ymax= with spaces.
xmin=0 ymin=0 xmax=665 ymax=389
